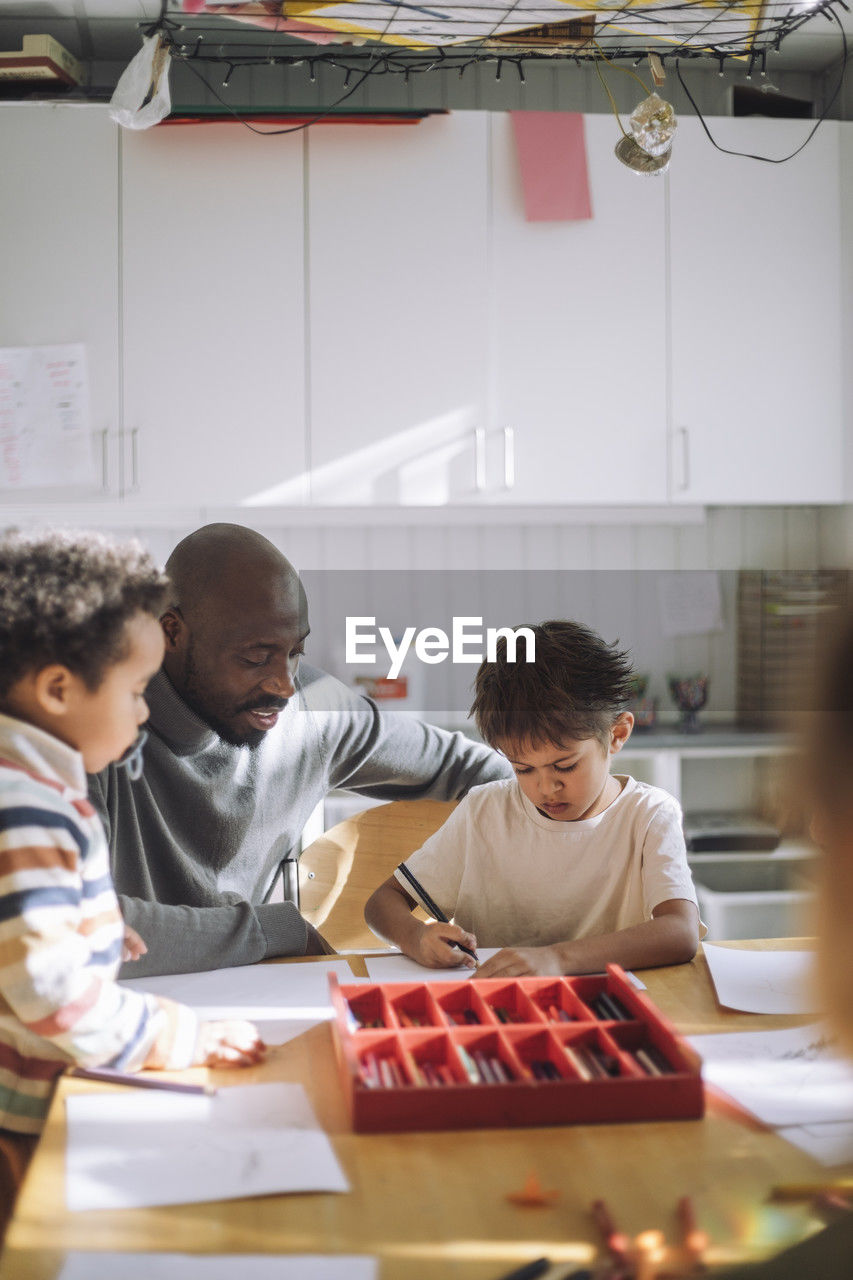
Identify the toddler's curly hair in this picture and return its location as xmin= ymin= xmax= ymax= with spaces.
xmin=0 ymin=528 xmax=168 ymax=699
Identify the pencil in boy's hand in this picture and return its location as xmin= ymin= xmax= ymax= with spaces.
xmin=396 ymin=861 xmax=479 ymax=964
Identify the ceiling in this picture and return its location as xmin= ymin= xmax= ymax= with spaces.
xmin=0 ymin=0 xmax=850 ymax=76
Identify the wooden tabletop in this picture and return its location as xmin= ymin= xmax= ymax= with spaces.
xmin=2 ymin=938 xmax=845 ymax=1279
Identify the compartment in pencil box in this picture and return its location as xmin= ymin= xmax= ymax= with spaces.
xmin=386 ymin=983 xmax=443 ymax=1029
xmin=549 ymin=1025 xmax=633 ymax=1081
xmin=523 ymin=977 xmax=592 ymax=1025
xmin=503 ymin=1026 xmax=575 ymax=1082
xmin=435 ymin=981 xmax=494 ymax=1028
xmin=342 ymin=985 xmax=395 ymax=1031
xmin=473 ymin=979 xmax=547 ymax=1025
xmin=402 ymin=1031 xmax=468 ymax=1086
xmin=567 ymin=975 xmax=637 ymax=1023
xmin=353 ymin=1031 xmax=413 ymax=1088
xmin=450 ymin=1028 xmax=524 ymax=1083
xmin=605 ymin=1023 xmax=685 ymax=1077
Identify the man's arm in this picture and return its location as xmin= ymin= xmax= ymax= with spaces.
xmin=309 ymin=677 xmax=511 ymax=799
xmin=88 ymin=770 xmax=328 ymax=977
xmin=116 ymin=893 xmax=321 ymax=978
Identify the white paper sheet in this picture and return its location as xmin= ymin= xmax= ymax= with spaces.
xmin=65 ymin=1082 xmax=349 ymax=1211
xmin=58 ymin=1256 xmax=377 ymax=1280
xmin=364 ymin=952 xmax=646 ymax=989
xmin=704 ymin=943 xmax=819 ymax=1014
xmin=688 ymin=1023 xmax=853 ymax=1128
xmin=366 ymin=952 xmax=645 ymax=988
xmin=777 ymin=1121 xmax=853 ymax=1167
xmin=120 ymin=959 xmax=354 ymax=1044
xmin=364 ymin=950 xmax=501 ymax=982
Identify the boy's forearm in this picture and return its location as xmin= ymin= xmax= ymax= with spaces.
xmin=365 ymin=885 xmax=424 ymax=956
xmin=552 ymin=913 xmax=699 ymax=975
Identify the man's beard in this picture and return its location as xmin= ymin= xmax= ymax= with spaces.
xmin=179 ymin=642 xmax=287 ymax=749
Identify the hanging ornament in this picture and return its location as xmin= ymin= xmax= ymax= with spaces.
xmin=614 ymin=134 xmax=672 ymax=176
xmin=629 ymin=92 xmax=678 ymax=157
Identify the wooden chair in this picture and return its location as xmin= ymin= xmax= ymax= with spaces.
xmin=298 ymin=799 xmax=456 ymax=951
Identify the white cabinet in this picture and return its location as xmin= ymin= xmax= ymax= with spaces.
xmin=120 ymin=124 xmax=307 ymax=508
xmin=488 ymin=113 xmax=669 ymax=505
xmin=1 ymin=107 xmax=850 ymax=515
xmin=669 ymin=117 xmax=844 ymax=504
xmin=0 ymin=104 xmax=120 ymax=498
xmin=619 ymin=731 xmax=789 ymax=811
xmin=307 ymin=113 xmax=490 ymax=505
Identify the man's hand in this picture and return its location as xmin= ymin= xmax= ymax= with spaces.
xmin=195 ymin=1020 xmax=267 ymax=1067
xmin=413 ymin=921 xmax=478 ymax=969
xmin=475 ymin=945 xmax=562 ymax=978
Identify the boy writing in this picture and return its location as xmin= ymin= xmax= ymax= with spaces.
xmin=0 ymin=530 xmax=264 ymax=1227
xmin=365 ymin=619 xmax=702 ymax=977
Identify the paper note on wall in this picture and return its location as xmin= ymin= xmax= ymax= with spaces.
xmin=510 ymin=112 xmax=592 ymax=223
xmin=0 ymin=344 xmax=94 ymax=489
xmin=657 ymin=571 xmax=724 ymax=638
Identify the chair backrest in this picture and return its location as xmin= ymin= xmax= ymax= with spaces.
xmin=298 ymin=799 xmax=457 ymax=951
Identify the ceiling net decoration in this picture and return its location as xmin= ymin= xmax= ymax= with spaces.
xmin=185 ymin=0 xmax=838 ymax=63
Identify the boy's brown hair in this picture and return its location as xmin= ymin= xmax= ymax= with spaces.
xmin=0 ymin=528 xmax=169 ymax=700
xmin=470 ymin=619 xmax=633 ymax=750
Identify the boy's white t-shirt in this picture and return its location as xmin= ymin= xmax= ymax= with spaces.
xmin=396 ymin=775 xmax=702 ymax=949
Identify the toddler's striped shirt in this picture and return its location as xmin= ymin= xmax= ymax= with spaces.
xmin=0 ymin=713 xmax=199 ymax=1135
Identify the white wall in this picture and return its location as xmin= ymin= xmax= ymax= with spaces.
xmin=38 ymin=503 xmax=846 ymax=726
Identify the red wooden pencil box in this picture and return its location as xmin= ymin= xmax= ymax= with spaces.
xmin=329 ymin=964 xmax=704 ymax=1133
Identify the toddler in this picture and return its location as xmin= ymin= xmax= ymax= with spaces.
xmin=0 ymin=530 xmax=264 ymax=1227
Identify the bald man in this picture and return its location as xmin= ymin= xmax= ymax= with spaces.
xmin=88 ymin=524 xmax=511 ymax=977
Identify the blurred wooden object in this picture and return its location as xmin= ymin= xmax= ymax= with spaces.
xmin=298 ymin=799 xmax=457 ymax=950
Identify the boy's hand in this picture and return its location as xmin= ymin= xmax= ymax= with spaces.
xmin=476 ymin=945 xmax=562 ymax=978
xmin=413 ymin=921 xmax=478 ymax=969
xmin=121 ymin=925 xmax=148 ymax=963
xmin=195 ymin=1020 xmax=267 ymax=1067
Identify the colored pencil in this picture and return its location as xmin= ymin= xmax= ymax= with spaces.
xmin=70 ymin=1067 xmax=216 ymax=1096
xmin=770 ymin=1181 xmax=853 ymax=1202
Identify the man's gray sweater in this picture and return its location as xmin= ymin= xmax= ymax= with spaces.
xmin=88 ymin=664 xmax=509 ymax=977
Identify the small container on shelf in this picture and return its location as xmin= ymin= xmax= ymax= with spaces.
xmin=329 ymin=965 xmax=704 ymax=1133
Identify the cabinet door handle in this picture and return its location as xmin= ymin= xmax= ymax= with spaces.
xmin=128 ymin=427 xmax=139 ymax=493
xmin=503 ymin=427 xmax=515 ymax=490
xmin=474 ymin=427 xmax=487 ymax=492
xmin=677 ymin=426 xmax=690 ymax=492
xmin=98 ymin=429 xmax=110 ymax=492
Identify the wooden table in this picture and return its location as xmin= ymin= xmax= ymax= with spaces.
xmin=2 ymin=940 xmax=845 ymax=1280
